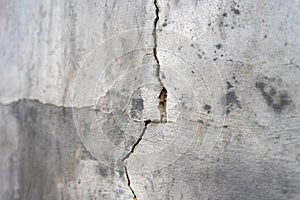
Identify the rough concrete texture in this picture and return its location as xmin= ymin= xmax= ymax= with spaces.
xmin=1 ymin=0 xmax=300 ymax=199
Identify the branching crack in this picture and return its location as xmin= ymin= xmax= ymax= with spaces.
xmin=121 ymin=1 xmax=168 ymax=199
xmin=152 ymin=0 xmax=168 ymax=123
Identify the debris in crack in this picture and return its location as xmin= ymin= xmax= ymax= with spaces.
xmin=152 ymin=0 xmax=168 ymax=123
xmin=158 ymin=87 xmax=167 ymax=122
xmin=121 ymin=120 xmax=151 ymax=200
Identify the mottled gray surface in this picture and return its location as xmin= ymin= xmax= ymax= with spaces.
xmin=1 ymin=0 xmax=300 ymax=200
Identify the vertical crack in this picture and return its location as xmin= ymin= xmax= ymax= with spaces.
xmin=121 ymin=120 xmax=151 ymax=200
xmin=152 ymin=0 xmax=168 ymax=123
xmin=122 ymin=1 xmax=168 ymax=199
xmin=152 ymin=0 xmax=161 ymax=86
xmin=123 ymin=164 xmax=137 ymax=200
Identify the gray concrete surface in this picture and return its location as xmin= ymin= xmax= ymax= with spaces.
xmin=1 ymin=0 xmax=300 ymax=199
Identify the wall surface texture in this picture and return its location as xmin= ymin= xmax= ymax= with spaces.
xmin=1 ymin=0 xmax=300 ymax=199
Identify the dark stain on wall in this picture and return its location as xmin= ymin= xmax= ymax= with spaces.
xmin=7 ymin=100 xmax=79 ymax=199
xmin=226 ymin=91 xmax=242 ymax=109
xmin=204 ymin=104 xmax=211 ymax=114
xmin=255 ymin=77 xmax=292 ymax=113
xmin=130 ymin=98 xmax=144 ymax=119
xmin=1 ymin=99 xmax=122 ymax=199
xmin=223 ymin=90 xmax=242 ymax=115
xmin=97 ymin=165 xmax=109 ymax=177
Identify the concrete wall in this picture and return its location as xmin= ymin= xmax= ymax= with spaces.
xmin=1 ymin=0 xmax=300 ymax=199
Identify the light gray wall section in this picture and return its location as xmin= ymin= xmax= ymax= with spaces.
xmin=0 ymin=0 xmax=300 ymax=200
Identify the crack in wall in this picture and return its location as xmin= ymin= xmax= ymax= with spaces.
xmin=152 ymin=0 xmax=161 ymax=85
xmin=121 ymin=120 xmax=151 ymax=200
xmin=122 ymin=1 xmax=167 ymax=199
xmin=122 ymin=120 xmax=151 ymax=162
xmin=121 ymin=116 xmax=170 ymax=199
xmin=122 ymin=164 xmax=137 ymax=200
xmin=152 ymin=0 xmax=168 ymax=123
